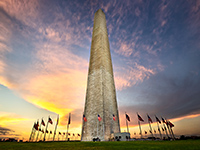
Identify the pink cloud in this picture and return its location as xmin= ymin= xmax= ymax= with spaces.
xmin=192 ymin=0 xmax=200 ymax=12
xmin=0 ymin=0 xmax=92 ymax=128
xmin=157 ymin=63 xmax=165 ymax=71
xmin=115 ymin=63 xmax=156 ymax=90
xmin=0 ymin=0 xmax=89 ymax=121
xmin=161 ymin=20 xmax=167 ymax=26
xmin=135 ymin=7 xmax=141 ymax=17
xmin=101 ymin=2 xmax=111 ymax=13
xmin=0 ymin=15 xmax=12 ymax=77
xmin=0 ymin=0 xmax=40 ymax=28
xmin=114 ymin=41 xmax=136 ymax=57
xmin=142 ymin=44 xmax=158 ymax=56
xmin=0 ymin=40 xmax=89 ymax=122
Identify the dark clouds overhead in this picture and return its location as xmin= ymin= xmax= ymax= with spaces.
xmin=0 ymin=126 xmax=20 ymax=139
xmin=0 ymin=127 xmax=13 ymax=135
xmin=119 ymin=71 xmax=200 ymax=123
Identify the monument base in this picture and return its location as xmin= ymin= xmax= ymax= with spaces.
xmin=110 ymin=132 xmax=131 ymax=141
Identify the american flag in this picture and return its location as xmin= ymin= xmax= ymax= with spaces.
xmin=126 ymin=113 xmax=130 ymax=122
xmin=161 ymin=117 xmax=166 ymax=124
xmin=83 ymin=115 xmax=87 ymax=122
xmin=155 ymin=116 xmax=161 ymax=124
xmin=48 ymin=117 xmax=53 ymax=124
xmin=147 ymin=114 xmax=153 ymax=123
xmin=113 ymin=114 xmax=116 ymax=121
xmin=168 ymin=121 xmax=174 ymax=128
xmin=138 ymin=114 xmax=144 ymax=122
xmin=41 ymin=119 xmax=45 ymax=126
xmin=98 ymin=114 xmax=102 ymax=121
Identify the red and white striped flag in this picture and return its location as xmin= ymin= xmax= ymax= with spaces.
xmin=113 ymin=114 xmax=116 ymax=121
xmin=98 ymin=115 xmax=102 ymax=121
xmin=138 ymin=114 xmax=144 ymax=122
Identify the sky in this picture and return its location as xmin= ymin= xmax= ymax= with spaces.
xmin=0 ymin=0 xmax=200 ymax=141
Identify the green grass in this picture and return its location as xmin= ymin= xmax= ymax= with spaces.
xmin=0 ymin=140 xmax=200 ymax=150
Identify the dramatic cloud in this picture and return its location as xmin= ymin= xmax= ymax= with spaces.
xmin=0 ymin=0 xmax=90 ymax=119
xmin=0 ymin=127 xmax=14 ymax=135
xmin=118 ymin=70 xmax=200 ymax=127
xmin=0 ymin=126 xmax=22 ymax=139
xmin=0 ymin=0 xmax=159 ymax=120
xmin=0 ymin=8 xmax=12 ymax=76
xmin=115 ymin=63 xmax=155 ymax=90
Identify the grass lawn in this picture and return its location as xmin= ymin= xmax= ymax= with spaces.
xmin=0 ymin=140 xmax=200 ymax=150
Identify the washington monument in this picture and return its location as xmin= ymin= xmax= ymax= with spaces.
xmin=81 ymin=9 xmax=120 ymax=141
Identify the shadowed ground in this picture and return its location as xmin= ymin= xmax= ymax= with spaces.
xmin=0 ymin=140 xmax=200 ymax=150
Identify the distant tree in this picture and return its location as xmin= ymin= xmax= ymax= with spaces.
xmin=180 ymin=135 xmax=185 ymax=140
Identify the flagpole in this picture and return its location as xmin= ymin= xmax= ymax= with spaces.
xmin=155 ymin=116 xmax=162 ymax=140
xmin=163 ymin=123 xmax=169 ymax=139
xmin=39 ymin=131 xmax=43 ymax=141
xmin=43 ymin=116 xmax=49 ymax=141
xmin=53 ymin=114 xmax=59 ymax=141
xmin=166 ymin=123 xmax=172 ymax=139
xmin=137 ymin=113 xmax=142 ymax=139
xmin=97 ymin=116 xmax=98 ymax=138
xmin=31 ymin=123 xmax=37 ymax=142
xmin=170 ymin=127 xmax=175 ymax=140
xmin=165 ymin=119 xmax=172 ymax=139
xmin=103 ymin=122 xmax=105 ymax=139
xmin=29 ymin=122 xmax=35 ymax=142
xmin=157 ymin=122 xmax=162 ymax=140
xmin=31 ymin=122 xmax=37 ymax=142
xmin=161 ymin=127 xmax=166 ymax=139
xmin=148 ymin=120 xmax=154 ymax=138
xmin=66 ymin=123 xmax=69 ymax=141
xmin=36 ymin=119 xmax=42 ymax=142
xmin=66 ymin=113 xmax=71 ymax=141
xmin=165 ymin=118 xmax=174 ymax=140
xmin=138 ymin=120 xmax=142 ymax=139
xmin=147 ymin=114 xmax=154 ymax=139
xmin=31 ymin=128 xmax=36 ymax=142
xmin=47 ymin=132 xmax=50 ymax=141
xmin=125 ymin=112 xmax=129 ymax=133
xmin=81 ymin=112 xmax=84 ymax=141
xmin=111 ymin=114 xmax=113 ymax=135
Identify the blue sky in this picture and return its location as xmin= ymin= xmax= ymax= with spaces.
xmin=0 ymin=0 xmax=200 ymax=140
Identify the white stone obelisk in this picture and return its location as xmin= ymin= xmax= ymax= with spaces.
xmin=81 ymin=9 xmax=120 ymax=141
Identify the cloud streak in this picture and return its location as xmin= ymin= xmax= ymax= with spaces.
xmin=0 ymin=0 xmax=159 ymax=122
xmin=0 ymin=112 xmax=28 ymax=127
xmin=115 ymin=63 xmax=155 ymax=90
xmin=0 ymin=127 xmax=14 ymax=135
